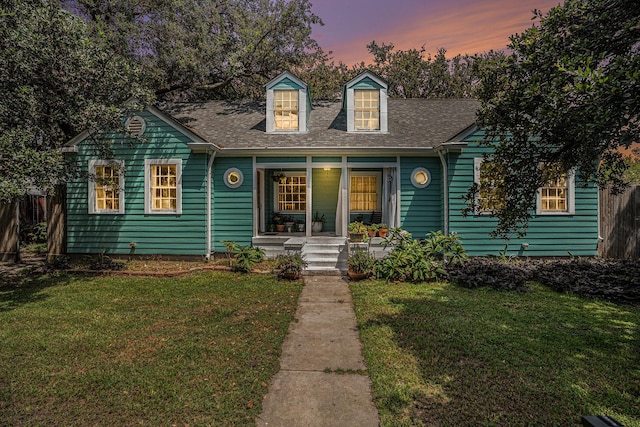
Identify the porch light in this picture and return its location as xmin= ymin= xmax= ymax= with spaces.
xmin=323 ymin=168 xmax=331 ymax=171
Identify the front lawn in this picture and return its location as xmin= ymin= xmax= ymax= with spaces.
xmin=0 ymin=271 xmax=302 ymax=425
xmin=351 ymin=280 xmax=640 ymax=426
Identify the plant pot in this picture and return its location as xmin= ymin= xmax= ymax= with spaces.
xmin=276 ymin=224 xmax=285 ymax=232
xmin=378 ymin=228 xmax=388 ymax=238
xmin=367 ymin=230 xmax=376 ymax=239
xmin=311 ymin=221 xmax=323 ymax=233
xmin=281 ymin=271 xmax=300 ymax=280
xmin=285 ymin=221 xmax=294 ymax=233
xmin=348 ymin=269 xmax=368 ymax=281
xmin=297 ymin=223 xmax=305 ymax=232
xmin=349 ymin=232 xmax=366 ymax=242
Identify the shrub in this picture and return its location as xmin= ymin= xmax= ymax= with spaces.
xmin=446 ymin=258 xmax=534 ymax=292
xmin=374 ymin=228 xmax=464 ymax=283
xmin=89 ymin=255 xmax=126 ymax=271
xmin=348 ymin=247 xmax=376 ymax=275
xmin=534 ymin=258 xmax=640 ymax=303
xmin=223 ymin=241 xmax=264 ymax=273
xmin=275 ymin=252 xmax=307 ymax=280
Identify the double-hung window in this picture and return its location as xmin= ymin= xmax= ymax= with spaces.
xmin=473 ymin=158 xmax=505 ymax=214
xmin=354 ymin=89 xmax=380 ymax=131
xmin=276 ymin=174 xmax=306 ymax=212
xmin=88 ymin=160 xmax=124 ymax=214
xmin=537 ymin=164 xmax=575 ymax=215
xmin=350 ymin=173 xmax=381 ymax=212
xmin=145 ymin=159 xmax=182 ymax=214
xmin=274 ymin=90 xmax=299 ymax=131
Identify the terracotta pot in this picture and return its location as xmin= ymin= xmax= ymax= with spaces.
xmin=378 ymin=229 xmax=388 ymax=238
xmin=276 ymin=224 xmax=285 ymax=232
xmin=348 ymin=269 xmax=368 ymax=281
xmin=281 ymin=272 xmax=300 ymax=280
xmin=367 ymin=230 xmax=376 ymax=238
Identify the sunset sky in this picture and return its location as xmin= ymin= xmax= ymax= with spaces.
xmin=310 ymin=0 xmax=563 ymax=65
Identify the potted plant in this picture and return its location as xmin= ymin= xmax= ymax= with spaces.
xmin=312 ymin=211 xmax=325 ymax=233
xmin=295 ymin=218 xmax=305 ymax=232
xmin=275 ymin=252 xmax=307 ymax=280
xmin=348 ymin=247 xmax=376 ymax=280
xmin=367 ymin=223 xmax=379 ymax=238
xmin=348 ymin=221 xmax=368 ymax=242
xmin=283 ymin=215 xmax=295 ymax=233
xmin=377 ymin=223 xmax=388 ymax=238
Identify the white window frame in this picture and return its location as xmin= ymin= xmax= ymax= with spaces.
xmin=349 ymin=171 xmax=382 ymax=213
xmin=354 ymin=89 xmax=380 ymax=131
xmin=473 ymin=158 xmax=505 ymax=215
xmin=273 ymin=171 xmax=307 ymax=213
xmin=144 ymin=159 xmax=183 ymax=215
xmin=536 ymin=167 xmax=575 ymax=215
xmin=273 ymin=90 xmax=299 ymax=131
xmin=88 ymin=159 xmax=125 ymax=215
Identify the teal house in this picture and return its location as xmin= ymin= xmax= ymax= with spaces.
xmin=63 ymin=71 xmax=599 ymax=269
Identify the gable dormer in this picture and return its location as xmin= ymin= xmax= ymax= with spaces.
xmin=343 ymin=71 xmax=388 ymax=133
xmin=265 ymin=71 xmax=311 ymax=133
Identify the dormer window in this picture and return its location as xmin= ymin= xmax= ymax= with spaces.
xmin=274 ymin=90 xmax=299 ymax=130
xmin=354 ymin=89 xmax=380 ymax=130
xmin=265 ymin=71 xmax=310 ymax=133
xmin=344 ymin=71 xmax=388 ymax=133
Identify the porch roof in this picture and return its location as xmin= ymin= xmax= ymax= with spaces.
xmin=166 ymin=98 xmax=479 ymax=151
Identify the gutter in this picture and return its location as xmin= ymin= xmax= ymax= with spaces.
xmin=437 ymin=149 xmax=449 ymax=235
xmin=205 ymin=150 xmax=217 ymax=260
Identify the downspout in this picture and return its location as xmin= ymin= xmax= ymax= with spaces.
xmin=205 ymin=150 xmax=216 ymax=261
xmin=437 ymin=149 xmax=449 ymax=235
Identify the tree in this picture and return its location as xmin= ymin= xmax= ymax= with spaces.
xmin=0 ymin=1 xmax=152 ymax=202
xmin=66 ymin=0 xmax=323 ymax=100
xmin=471 ymin=0 xmax=640 ymax=237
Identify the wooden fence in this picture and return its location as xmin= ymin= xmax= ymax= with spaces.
xmin=599 ymin=185 xmax=640 ymax=259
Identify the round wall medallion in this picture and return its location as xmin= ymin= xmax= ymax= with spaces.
xmin=224 ymin=168 xmax=244 ymax=188
xmin=411 ymin=167 xmax=431 ymax=188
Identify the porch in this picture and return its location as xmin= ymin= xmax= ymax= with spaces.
xmin=252 ymin=235 xmax=392 ymax=275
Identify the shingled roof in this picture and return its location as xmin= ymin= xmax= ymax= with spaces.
xmin=166 ymin=98 xmax=479 ymax=152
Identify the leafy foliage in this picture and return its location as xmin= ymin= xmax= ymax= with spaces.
xmin=223 ymin=241 xmax=265 ymax=272
xmin=0 ymin=0 xmax=152 ymax=201
xmin=347 ymin=247 xmax=376 ymax=275
xmin=447 ymin=258 xmax=534 ymax=292
xmin=66 ymin=0 xmax=323 ymax=100
xmin=374 ymin=229 xmax=466 ymax=283
xmin=448 ymin=257 xmax=640 ymax=303
xmin=274 ymin=252 xmax=307 ymax=280
xmin=472 ymin=0 xmax=640 ymax=237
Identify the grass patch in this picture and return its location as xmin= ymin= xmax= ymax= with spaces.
xmin=0 ymin=271 xmax=302 ymax=425
xmin=351 ymin=280 xmax=640 ymax=426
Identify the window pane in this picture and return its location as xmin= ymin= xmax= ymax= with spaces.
xmin=277 ymin=175 xmax=306 ymax=212
xmin=151 ymin=163 xmax=178 ymax=211
xmin=94 ymin=165 xmax=120 ymax=211
xmin=354 ymin=90 xmax=380 ymax=130
xmin=274 ymin=90 xmax=299 ymax=130
xmin=540 ymin=164 xmax=568 ymax=212
xmin=350 ymin=175 xmax=378 ymax=211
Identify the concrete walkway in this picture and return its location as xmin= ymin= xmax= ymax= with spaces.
xmin=256 ymin=275 xmax=380 ymax=427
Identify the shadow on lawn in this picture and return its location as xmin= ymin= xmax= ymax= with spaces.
xmin=364 ymin=289 xmax=640 ymax=426
xmin=0 ymin=269 xmax=73 ymax=313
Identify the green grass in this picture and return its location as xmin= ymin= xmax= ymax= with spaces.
xmin=351 ymin=280 xmax=640 ymax=427
xmin=0 ymin=271 xmax=302 ymax=425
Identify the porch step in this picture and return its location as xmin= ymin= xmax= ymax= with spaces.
xmin=302 ymin=240 xmax=347 ymax=275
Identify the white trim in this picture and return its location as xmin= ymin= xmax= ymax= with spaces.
xmin=536 ymin=168 xmax=575 ymax=215
xmin=438 ymin=151 xmax=449 ymax=234
xmin=341 ymin=156 xmax=348 ymax=237
xmin=144 ymin=158 xmax=183 ymax=215
xmin=206 ymin=151 xmax=216 ymax=259
xmin=124 ymin=115 xmax=146 ymax=136
xmin=88 ymin=160 xmax=125 ymax=215
xmin=396 ymin=156 xmax=402 ymax=227
xmin=306 ymin=156 xmax=312 ymax=237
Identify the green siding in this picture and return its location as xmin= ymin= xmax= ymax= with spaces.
xmin=212 ymin=157 xmax=254 ymax=251
xmin=312 ymin=156 xmax=341 ymax=163
xmin=348 ymin=156 xmax=396 ymax=163
xmin=256 ymin=157 xmax=306 ymax=164
xmin=312 ymin=168 xmax=341 ymax=233
xmin=350 ymin=77 xmax=383 ymax=90
xmin=271 ymin=78 xmax=302 ymax=90
xmin=66 ymin=110 xmax=208 ymax=255
xmin=447 ymin=130 xmax=599 ymax=256
xmin=399 ymin=157 xmax=443 ymax=237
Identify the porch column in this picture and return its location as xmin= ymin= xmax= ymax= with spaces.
xmin=341 ymin=156 xmax=348 ymax=237
xmin=306 ymin=156 xmax=312 ymax=237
